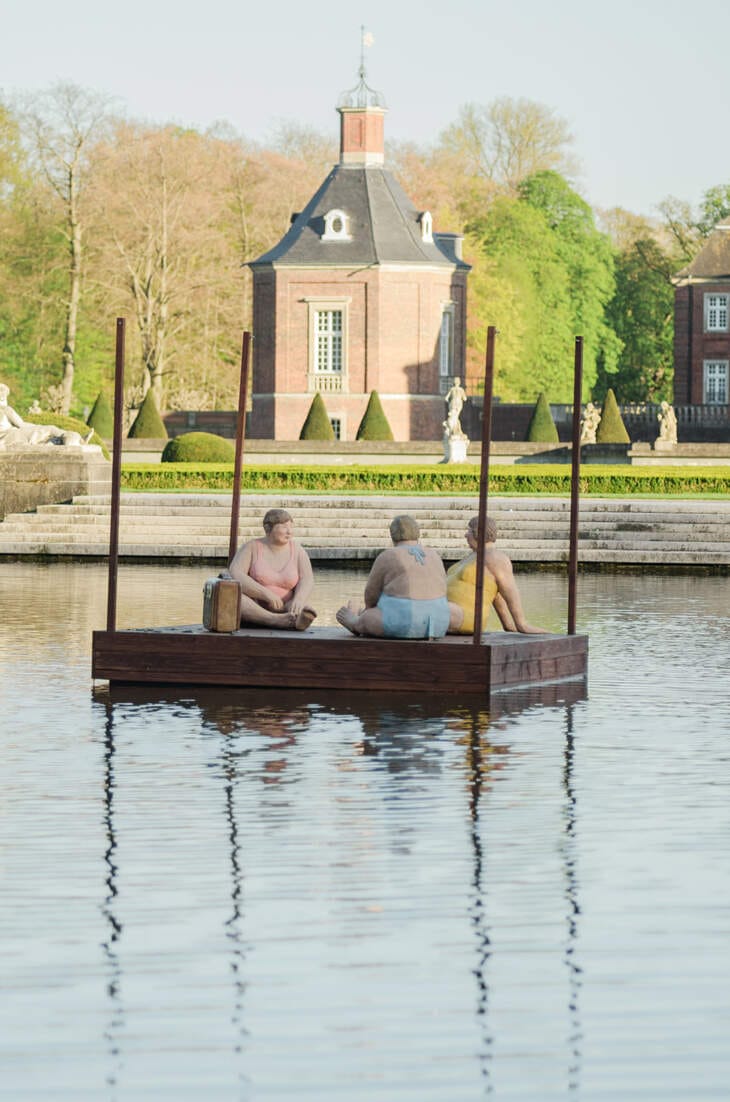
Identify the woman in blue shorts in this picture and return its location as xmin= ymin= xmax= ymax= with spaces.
xmin=336 ymin=515 xmax=455 ymax=639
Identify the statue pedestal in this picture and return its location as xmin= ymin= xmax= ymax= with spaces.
xmin=0 ymin=446 xmax=111 ymax=520
xmin=653 ymin=439 xmax=677 ymax=452
xmin=442 ymin=435 xmax=469 ymax=464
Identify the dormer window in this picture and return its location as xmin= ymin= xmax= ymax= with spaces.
xmin=322 ymin=209 xmax=351 ymax=241
xmin=419 ymin=211 xmax=433 ymax=244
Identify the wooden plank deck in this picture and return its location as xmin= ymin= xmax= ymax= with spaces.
xmin=92 ymin=624 xmax=588 ymax=695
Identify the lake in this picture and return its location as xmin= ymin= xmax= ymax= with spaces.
xmin=1 ymin=562 xmax=728 ymax=1100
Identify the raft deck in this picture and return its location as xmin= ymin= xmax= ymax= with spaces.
xmin=92 ymin=624 xmax=588 ymax=695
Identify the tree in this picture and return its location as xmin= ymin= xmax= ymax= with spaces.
xmin=439 ymin=97 xmax=578 ymax=192
xmin=596 ymin=388 xmax=630 ymax=443
xmin=518 ymin=171 xmax=621 ymax=389
xmin=299 ymin=392 xmax=334 ymax=440
xmin=597 ymin=237 xmax=674 ymax=402
xmin=88 ymin=123 xmax=247 ymax=409
xmin=18 ymin=83 xmax=114 ymax=413
xmin=525 ymin=392 xmax=559 ymax=442
xmin=356 ymin=391 xmax=394 ymax=440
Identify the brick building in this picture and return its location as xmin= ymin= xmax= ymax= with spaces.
xmin=673 ymin=217 xmax=730 ymax=411
xmin=248 ymin=69 xmax=470 ymax=441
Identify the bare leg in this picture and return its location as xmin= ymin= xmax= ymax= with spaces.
xmin=336 ymin=601 xmax=385 ymax=637
xmin=447 ymin=601 xmax=465 ymax=634
xmin=239 ymin=593 xmax=297 ymax=629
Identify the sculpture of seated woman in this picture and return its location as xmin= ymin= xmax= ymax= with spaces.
xmin=447 ymin=515 xmax=547 ymax=635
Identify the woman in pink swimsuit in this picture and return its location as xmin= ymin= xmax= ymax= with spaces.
xmin=229 ymin=509 xmax=317 ymax=630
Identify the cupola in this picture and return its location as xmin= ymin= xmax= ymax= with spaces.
xmin=336 ymin=44 xmax=387 ymax=167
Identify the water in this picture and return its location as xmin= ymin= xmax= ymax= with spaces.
xmin=1 ymin=562 xmax=729 ymax=1100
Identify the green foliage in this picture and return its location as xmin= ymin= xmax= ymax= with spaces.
xmin=161 ymin=431 xmax=235 ymax=463
xmin=25 ymin=411 xmax=109 ymax=457
xmin=121 ymin=462 xmax=729 ymax=497
xmin=86 ymin=392 xmax=114 ymax=436
xmin=128 ymin=390 xmax=168 ymax=439
xmin=468 ymin=172 xmax=619 ymax=401
xmin=696 ymin=184 xmax=730 ymax=238
xmin=299 ymin=392 xmax=335 ymax=440
xmin=597 ymin=237 xmax=674 ymax=402
xmin=356 ymin=391 xmax=394 ymax=441
xmin=596 ymin=388 xmax=630 ymax=443
xmin=525 ymin=392 xmax=559 ymax=442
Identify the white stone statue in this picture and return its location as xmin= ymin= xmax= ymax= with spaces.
xmin=0 ymin=383 xmax=92 ymax=449
xmin=655 ymin=401 xmax=677 ymax=446
xmin=443 ymin=377 xmax=468 ymax=440
xmin=580 ymin=401 xmax=601 ymax=444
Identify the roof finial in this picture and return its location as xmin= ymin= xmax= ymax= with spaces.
xmin=360 ymin=25 xmax=374 ymax=81
xmin=337 ymin=29 xmax=386 ymax=110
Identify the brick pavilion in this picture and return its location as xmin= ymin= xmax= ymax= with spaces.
xmin=248 ymin=67 xmax=471 ymax=441
xmin=673 ymin=217 xmax=730 ymax=409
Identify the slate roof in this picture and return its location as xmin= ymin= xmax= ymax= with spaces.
xmin=675 ymin=216 xmax=730 ymax=280
xmin=250 ymin=165 xmax=470 ymax=270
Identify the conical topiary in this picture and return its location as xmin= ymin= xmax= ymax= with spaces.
xmin=299 ymin=392 xmax=335 ymax=441
xmin=596 ymin=388 xmax=630 ymax=443
xmin=356 ymin=390 xmax=394 ymax=441
xmin=86 ymin=392 xmax=114 ymax=437
xmin=127 ymin=390 xmax=168 ymax=439
xmin=525 ymin=392 xmax=559 ymax=442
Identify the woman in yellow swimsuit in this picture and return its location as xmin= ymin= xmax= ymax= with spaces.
xmin=447 ymin=516 xmax=547 ymax=635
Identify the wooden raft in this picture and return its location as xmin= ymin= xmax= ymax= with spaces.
xmin=92 ymin=624 xmax=588 ymax=694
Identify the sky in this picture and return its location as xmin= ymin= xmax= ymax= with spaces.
xmin=2 ymin=0 xmax=729 ymax=218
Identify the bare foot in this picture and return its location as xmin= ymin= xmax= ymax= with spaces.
xmin=294 ymin=606 xmax=317 ymax=632
xmin=336 ymin=602 xmax=361 ymax=636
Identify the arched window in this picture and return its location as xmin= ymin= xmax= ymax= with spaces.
xmin=322 ymin=209 xmax=351 ymax=241
xmin=420 ymin=211 xmax=433 ymax=244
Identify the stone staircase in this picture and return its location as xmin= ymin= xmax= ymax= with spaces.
xmin=0 ymin=493 xmax=729 ymax=565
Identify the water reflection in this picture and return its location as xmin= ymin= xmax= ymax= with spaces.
xmin=562 ymin=704 xmax=582 ymax=1093
xmin=93 ymin=682 xmax=587 ymax=1096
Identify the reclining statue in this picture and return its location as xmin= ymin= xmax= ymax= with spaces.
xmin=0 ymin=384 xmax=92 ymax=449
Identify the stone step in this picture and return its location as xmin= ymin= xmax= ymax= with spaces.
xmin=2 ymin=492 xmax=729 ymax=564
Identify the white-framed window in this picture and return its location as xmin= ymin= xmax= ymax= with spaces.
xmin=315 ymin=309 xmax=343 ymax=372
xmin=420 ymin=211 xmax=433 ymax=244
xmin=704 ymin=293 xmax=729 ymax=332
xmin=304 ymin=298 xmax=350 ymax=392
xmin=439 ymin=304 xmax=454 ymax=377
xmin=329 ymin=417 xmax=342 ymax=440
xmin=703 ymin=360 xmax=729 ymax=404
xmin=322 ymin=209 xmax=351 ymax=241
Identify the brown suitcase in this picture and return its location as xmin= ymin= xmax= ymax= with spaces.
xmin=202 ymin=577 xmax=241 ymax=632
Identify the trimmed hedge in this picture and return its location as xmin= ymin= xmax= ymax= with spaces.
xmin=120 ymin=462 xmax=730 ymax=497
xmin=596 ymin=388 xmax=630 ymax=444
xmin=86 ymin=392 xmax=114 ymax=437
xmin=26 ymin=412 xmax=109 ymax=458
xmin=128 ymin=390 xmax=168 ymax=439
xmin=356 ymin=391 xmax=394 ymax=441
xmin=299 ymin=393 xmax=335 ymax=440
xmin=525 ymin=392 xmax=559 ymax=443
xmin=161 ymin=431 xmax=235 ymax=463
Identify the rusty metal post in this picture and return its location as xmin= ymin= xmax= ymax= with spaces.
xmin=567 ymin=336 xmax=583 ymax=635
xmin=228 ymin=331 xmax=252 ymax=566
xmin=106 ymin=318 xmax=125 ymax=633
xmin=472 ymin=326 xmax=497 ymax=645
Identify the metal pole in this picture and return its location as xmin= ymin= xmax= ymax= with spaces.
xmin=567 ymin=336 xmax=583 ymax=635
xmin=472 ymin=326 xmax=497 ymax=645
xmin=106 ymin=318 xmax=125 ymax=633
xmin=228 ymin=331 xmax=252 ymax=565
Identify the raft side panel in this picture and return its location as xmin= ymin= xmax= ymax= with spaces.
xmin=92 ymin=625 xmax=587 ymax=694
